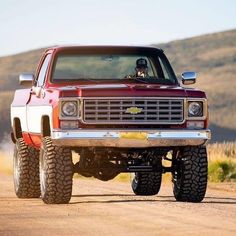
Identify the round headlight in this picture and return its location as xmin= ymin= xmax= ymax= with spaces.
xmin=62 ymin=101 xmax=77 ymax=117
xmin=188 ymin=102 xmax=203 ymax=117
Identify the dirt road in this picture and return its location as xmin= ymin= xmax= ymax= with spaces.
xmin=0 ymin=174 xmax=236 ymax=236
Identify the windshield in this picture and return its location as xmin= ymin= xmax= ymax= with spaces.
xmin=52 ymin=53 xmax=177 ymax=84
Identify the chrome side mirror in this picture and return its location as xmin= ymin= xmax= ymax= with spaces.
xmin=182 ymin=71 xmax=197 ymax=85
xmin=19 ymin=73 xmax=34 ymax=86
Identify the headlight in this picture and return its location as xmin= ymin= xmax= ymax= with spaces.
xmin=61 ymin=101 xmax=78 ymax=117
xmin=188 ymin=101 xmax=203 ymax=117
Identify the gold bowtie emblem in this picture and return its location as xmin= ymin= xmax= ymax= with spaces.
xmin=125 ymin=107 xmax=143 ymax=114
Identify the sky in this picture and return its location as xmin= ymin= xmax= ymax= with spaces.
xmin=0 ymin=0 xmax=236 ymax=57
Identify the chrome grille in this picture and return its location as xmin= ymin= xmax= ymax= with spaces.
xmin=83 ymin=98 xmax=184 ymax=124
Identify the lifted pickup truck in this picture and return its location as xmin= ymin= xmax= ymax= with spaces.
xmin=11 ymin=46 xmax=211 ymax=204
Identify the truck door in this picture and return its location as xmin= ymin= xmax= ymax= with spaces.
xmin=26 ymin=54 xmax=52 ymax=146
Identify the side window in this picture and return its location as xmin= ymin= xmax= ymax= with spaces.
xmin=158 ymin=58 xmax=170 ymax=79
xmin=37 ymin=54 xmax=51 ymax=87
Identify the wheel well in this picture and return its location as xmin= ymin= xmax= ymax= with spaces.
xmin=41 ymin=116 xmax=51 ymax=137
xmin=13 ymin=118 xmax=22 ymax=140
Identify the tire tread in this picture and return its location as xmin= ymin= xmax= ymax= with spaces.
xmin=14 ymin=138 xmax=40 ymax=198
xmin=132 ymin=172 xmax=162 ymax=196
xmin=40 ymin=137 xmax=73 ymax=204
xmin=173 ymin=146 xmax=208 ymax=202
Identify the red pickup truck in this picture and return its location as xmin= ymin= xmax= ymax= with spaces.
xmin=11 ymin=46 xmax=211 ymax=204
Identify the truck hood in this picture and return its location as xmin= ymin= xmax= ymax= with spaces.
xmin=57 ymin=83 xmax=206 ymax=98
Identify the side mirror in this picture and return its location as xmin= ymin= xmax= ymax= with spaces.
xmin=19 ymin=73 xmax=34 ymax=86
xmin=181 ymin=71 xmax=197 ymax=85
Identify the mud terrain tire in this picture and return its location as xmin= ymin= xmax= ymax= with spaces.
xmin=13 ymin=138 xmax=40 ymax=198
xmin=40 ymin=136 xmax=73 ymax=204
xmin=131 ymin=172 xmax=162 ymax=195
xmin=172 ymin=146 xmax=208 ymax=202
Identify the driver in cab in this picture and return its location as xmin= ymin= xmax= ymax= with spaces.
xmin=135 ymin=58 xmax=149 ymax=78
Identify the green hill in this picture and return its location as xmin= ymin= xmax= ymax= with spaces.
xmin=0 ymin=29 xmax=236 ymax=142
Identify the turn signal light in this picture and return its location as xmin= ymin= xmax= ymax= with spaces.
xmin=186 ymin=121 xmax=204 ymax=129
xmin=60 ymin=120 xmax=79 ymax=129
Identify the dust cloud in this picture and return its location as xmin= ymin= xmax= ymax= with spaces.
xmin=0 ymin=134 xmax=14 ymax=174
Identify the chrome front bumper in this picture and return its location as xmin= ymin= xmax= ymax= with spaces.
xmin=51 ymin=129 xmax=211 ymax=148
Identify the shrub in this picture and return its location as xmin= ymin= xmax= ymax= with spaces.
xmin=208 ymin=160 xmax=236 ymax=182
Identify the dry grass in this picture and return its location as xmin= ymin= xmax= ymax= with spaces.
xmin=208 ymin=142 xmax=236 ymax=161
xmin=207 ymin=142 xmax=236 ymax=182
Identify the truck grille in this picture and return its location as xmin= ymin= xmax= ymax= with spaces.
xmin=83 ymin=98 xmax=184 ymax=124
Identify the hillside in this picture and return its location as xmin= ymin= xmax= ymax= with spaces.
xmin=154 ymin=29 xmax=236 ymax=141
xmin=0 ymin=48 xmax=45 ymax=135
xmin=0 ymin=29 xmax=236 ymax=142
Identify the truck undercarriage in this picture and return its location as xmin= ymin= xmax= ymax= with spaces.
xmin=73 ymin=147 xmax=171 ymax=181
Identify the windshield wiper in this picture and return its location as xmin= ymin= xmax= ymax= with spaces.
xmin=77 ymin=78 xmax=102 ymax=82
xmin=122 ymin=77 xmax=150 ymax=84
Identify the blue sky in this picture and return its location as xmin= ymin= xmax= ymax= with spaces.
xmin=0 ymin=0 xmax=235 ymax=57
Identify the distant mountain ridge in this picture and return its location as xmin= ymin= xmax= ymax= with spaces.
xmin=0 ymin=29 xmax=236 ymax=142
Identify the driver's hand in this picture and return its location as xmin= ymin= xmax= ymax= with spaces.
xmin=124 ymin=75 xmax=133 ymax=79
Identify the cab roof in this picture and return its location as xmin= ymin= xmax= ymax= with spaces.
xmin=44 ymin=45 xmax=164 ymax=55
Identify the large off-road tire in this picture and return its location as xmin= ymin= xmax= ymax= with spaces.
xmin=40 ymin=136 xmax=73 ymax=204
xmin=13 ymin=138 xmax=40 ymax=198
xmin=172 ymin=146 xmax=208 ymax=202
xmin=131 ymin=172 xmax=162 ymax=196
